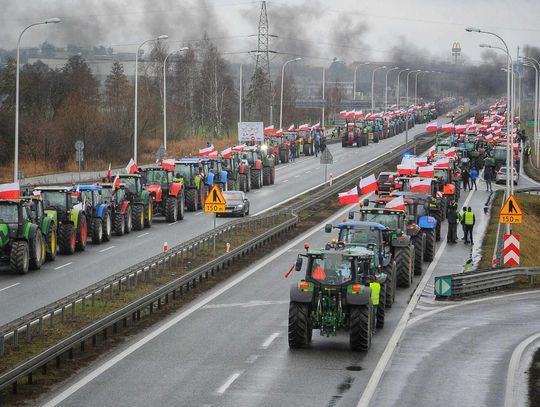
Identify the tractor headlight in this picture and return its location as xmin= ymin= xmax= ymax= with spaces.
xmin=236 ymin=204 xmax=244 ymax=209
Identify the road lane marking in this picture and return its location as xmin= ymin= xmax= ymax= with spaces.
xmin=245 ymin=354 xmax=259 ymax=364
xmin=282 ymin=179 xmax=289 ymax=183
xmin=54 ymin=262 xmax=73 ymax=270
xmin=0 ymin=283 xmax=20 ymax=292
xmin=305 ymin=170 xmax=311 ymax=174
xmin=195 ymin=212 xmax=203 ymax=216
xmin=261 ymin=332 xmax=280 ymax=349
xmin=505 ymin=332 xmax=540 ymax=407
xmin=99 ymin=246 xmax=115 ymax=253
xmin=203 ymin=300 xmax=288 ymax=309
xmin=168 ymin=221 xmax=178 ymax=226
xmin=294 ymin=175 xmax=300 ymax=178
xmin=136 ymin=233 xmax=149 ymax=238
xmin=216 ymin=371 xmax=243 ymax=395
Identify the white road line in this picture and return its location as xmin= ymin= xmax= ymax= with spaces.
xmin=195 ymin=212 xmax=203 ymax=216
xmin=294 ymin=175 xmax=300 ymax=178
xmin=216 ymin=371 xmax=243 ymax=395
xmin=136 ymin=233 xmax=149 ymax=238
xmin=505 ymin=332 xmax=540 ymax=407
xmin=261 ymin=332 xmax=280 ymax=349
xmin=54 ymin=262 xmax=73 ymax=270
xmin=0 ymin=283 xmax=20 ymax=292
xmin=416 ymin=305 xmax=438 ymax=311
xmin=245 ymin=354 xmax=259 ymax=364
xmin=305 ymin=170 xmax=311 ymax=174
xmin=168 ymin=221 xmax=178 ymax=226
xmin=99 ymin=246 xmax=115 ymax=253
xmin=282 ymin=179 xmax=289 ymax=183
xmin=356 ymin=189 xmax=476 ymax=407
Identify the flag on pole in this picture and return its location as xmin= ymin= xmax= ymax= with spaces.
xmin=276 ymin=128 xmax=284 ymax=136
xmin=441 ymin=123 xmax=455 ymax=133
xmin=426 ymin=122 xmax=439 ymax=132
xmin=32 ymin=190 xmax=41 ymax=199
xmin=208 ymin=150 xmax=218 ymax=159
xmin=0 ymin=182 xmax=20 ymax=199
xmin=455 ymin=125 xmax=467 ymax=134
xmin=126 ymin=158 xmax=138 ymax=174
xmin=113 ymin=174 xmax=121 ymax=190
xmin=385 ymin=195 xmax=405 ymax=211
xmin=161 ymin=159 xmax=175 ymax=171
xmin=409 ymin=177 xmax=432 ymax=193
xmin=221 ymin=147 xmax=233 ymax=159
xmin=106 ymin=163 xmax=111 ymax=180
xmin=434 ymin=158 xmax=450 ymax=169
xmin=397 ymin=163 xmax=417 ymax=176
xmin=428 ymin=145 xmax=436 ymax=157
xmin=338 ymin=186 xmax=359 ymax=205
xmin=415 ymin=157 xmax=428 ymax=167
xmin=359 ymin=174 xmax=378 ymax=194
xmin=199 ymin=146 xmax=217 ymax=156
xmin=232 ymin=144 xmax=246 ymax=152
xmin=287 ymin=125 xmax=295 ymax=132
xmin=418 ymin=165 xmax=435 ymax=177
xmin=444 ymin=147 xmax=456 ymax=157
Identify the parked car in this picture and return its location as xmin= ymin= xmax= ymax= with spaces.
xmin=219 ymin=191 xmax=250 ymax=217
xmin=495 ymin=166 xmax=519 ymax=185
xmin=377 ymin=172 xmax=396 ymax=195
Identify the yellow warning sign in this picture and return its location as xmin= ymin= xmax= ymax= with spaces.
xmin=499 ymin=194 xmax=522 ymax=224
xmin=204 ymin=185 xmax=226 ymax=213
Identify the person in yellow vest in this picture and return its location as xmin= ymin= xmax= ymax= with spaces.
xmin=369 ymin=281 xmax=381 ymax=333
xmin=464 ymin=206 xmax=475 ymax=245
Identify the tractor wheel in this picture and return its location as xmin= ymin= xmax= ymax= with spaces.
xmin=263 ymin=167 xmax=272 ymax=186
xmin=10 ymin=240 xmax=29 ymax=274
xmin=432 ymin=210 xmax=443 ymax=242
xmin=185 ymin=188 xmax=198 ymax=212
xmin=395 ymin=245 xmax=414 ymax=288
xmin=374 ymin=132 xmax=380 ymax=143
xmin=271 ymin=167 xmax=276 ymax=184
xmin=279 ymin=151 xmax=286 ymax=163
xmin=412 ymin=234 xmax=424 ymax=276
xmin=424 ymin=228 xmax=436 ymax=262
xmin=377 ymin=285 xmax=386 ymax=330
xmin=198 ymin=186 xmax=207 ymax=210
xmin=165 ymin=196 xmax=178 ymax=222
xmin=124 ymin=206 xmax=132 ymax=234
xmin=177 ymin=192 xmax=185 ymax=220
xmin=349 ymin=305 xmax=371 ymax=352
xmin=143 ymin=201 xmax=153 ymax=228
xmin=92 ymin=217 xmax=103 ymax=245
xmin=227 ymin=179 xmax=237 ymax=191
xmin=114 ymin=211 xmax=126 ymax=236
xmin=75 ymin=214 xmax=87 ymax=251
xmin=45 ymin=223 xmax=57 ymax=261
xmin=383 ymin=261 xmax=396 ymax=309
xmin=58 ymin=223 xmax=76 ymax=255
xmin=102 ymin=211 xmax=112 ymax=242
xmin=251 ymin=169 xmax=262 ymax=189
xmin=239 ymin=174 xmax=249 ymax=192
xmin=288 ymin=301 xmax=311 ymax=349
xmin=131 ymin=205 xmax=144 ymax=231
xmin=29 ymin=231 xmax=45 ymax=270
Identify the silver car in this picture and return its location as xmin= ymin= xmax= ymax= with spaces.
xmin=218 ymin=191 xmax=250 ymax=217
xmin=495 ymin=166 xmax=519 ymax=185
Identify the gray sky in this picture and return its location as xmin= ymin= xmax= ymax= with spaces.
xmin=1 ymin=0 xmax=539 ymax=65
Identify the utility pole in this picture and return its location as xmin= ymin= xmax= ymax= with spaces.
xmin=254 ymin=1 xmax=272 ymax=123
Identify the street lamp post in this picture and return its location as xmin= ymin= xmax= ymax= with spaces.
xmin=385 ymin=67 xmax=399 ymax=111
xmin=521 ymin=56 xmax=540 ymax=166
xmin=279 ymin=57 xmax=301 ymax=130
xmin=405 ymin=70 xmax=420 ymax=143
xmin=396 ymin=68 xmax=410 ymax=109
xmin=322 ymin=67 xmax=325 ymax=128
xmin=353 ymin=62 xmax=370 ymax=101
xmin=14 ymin=17 xmax=61 ymax=182
xmin=413 ymin=70 xmax=428 ymax=106
xmin=163 ymin=47 xmax=188 ymax=151
xmin=134 ymin=34 xmax=168 ymax=163
xmin=371 ymin=65 xmax=386 ymax=114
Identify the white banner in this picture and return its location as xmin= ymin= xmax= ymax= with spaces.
xmin=238 ymin=122 xmax=264 ymax=143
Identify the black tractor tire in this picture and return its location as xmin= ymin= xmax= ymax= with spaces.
xmin=432 ymin=210 xmax=443 ymax=242
xmin=75 ymin=214 xmax=87 ymax=251
xmin=362 ymin=134 xmax=368 ymax=146
xmin=131 ymin=204 xmax=144 ymax=231
xmin=412 ymin=234 xmax=424 ymax=276
xmin=227 ymin=178 xmax=238 ymax=191
xmin=424 ymin=228 xmax=436 ymax=262
xmin=251 ymin=169 xmax=262 ymax=189
xmin=114 ymin=211 xmax=126 ymax=236
xmin=92 ymin=217 xmax=103 ymax=245
xmin=10 ymin=240 xmax=30 ymax=274
xmin=185 ymin=188 xmax=199 ymax=212
xmin=350 ymin=305 xmax=371 ymax=352
xmin=395 ymin=245 xmax=414 ymax=288
xmin=383 ymin=261 xmax=396 ymax=309
xmin=198 ymin=185 xmax=207 ymax=210
xmin=29 ymin=231 xmax=45 ymax=270
xmin=177 ymin=192 xmax=185 ymax=220
xmin=270 ymin=167 xmax=275 ymax=184
xmin=279 ymin=150 xmax=287 ymax=163
xmin=240 ymin=174 xmax=249 ymax=192
xmin=45 ymin=223 xmax=57 ymax=261
xmin=102 ymin=211 xmax=112 ymax=242
xmin=124 ymin=206 xmax=132 ymax=234
xmin=58 ymin=223 xmax=76 ymax=255
xmin=288 ymin=301 xmax=311 ymax=349
xmin=165 ymin=196 xmax=178 ymax=222
xmin=143 ymin=201 xmax=153 ymax=228
xmin=377 ymin=285 xmax=386 ymax=330
xmin=374 ymin=132 xmax=380 ymax=143
xmin=263 ymin=167 xmax=272 ymax=186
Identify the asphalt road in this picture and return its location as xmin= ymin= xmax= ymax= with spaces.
xmin=0 ymin=121 xmax=432 ymax=325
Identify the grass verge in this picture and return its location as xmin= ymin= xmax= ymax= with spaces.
xmin=530 ymin=347 xmax=540 ymax=407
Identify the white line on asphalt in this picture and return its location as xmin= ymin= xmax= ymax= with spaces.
xmin=356 ymin=189 xmax=476 ymax=407
xmin=294 ymin=175 xmax=300 ymax=178
xmin=282 ymin=179 xmax=289 ymax=183
xmin=245 ymin=354 xmax=259 ymax=364
xmin=195 ymin=212 xmax=203 ymax=216
xmin=216 ymin=371 xmax=243 ymax=395
xmin=99 ymin=246 xmax=115 ymax=253
xmin=203 ymin=300 xmax=288 ymax=309
xmin=0 ymin=283 xmax=20 ymax=292
xmin=261 ymin=332 xmax=280 ymax=349
xmin=305 ymin=170 xmax=311 ymax=174
xmin=168 ymin=221 xmax=178 ymax=226
xmin=136 ymin=233 xmax=149 ymax=238
xmin=41 ymin=205 xmax=356 ymax=407
xmin=505 ymin=332 xmax=540 ymax=407
xmin=416 ymin=305 xmax=439 ymax=311
xmin=54 ymin=262 xmax=73 ymax=270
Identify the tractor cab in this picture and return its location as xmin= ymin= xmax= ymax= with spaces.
xmin=119 ymin=174 xmax=143 ymax=197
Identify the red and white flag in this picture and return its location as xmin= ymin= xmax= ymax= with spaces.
xmin=106 ymin=163 xmax=111 ymax=180
xmin=113 ymin=174 xmax=121 ymax=190
xmin=426 ymin=122 xmax=439 ymax=132
xmin=467 ymin=124 xmax=478 ymax=132
xmin=397 ymin=163 xmax=417 ymax=176
xmin=455 ymin=125 xmax=467 ymax=134
xmin=338 ymin=186 xmax=359 ymax=205
xmin=339 ymin=110 xmax=347 ymax=117
xmin=264 ymin=125 xmax=275 ymax=134
xmin=442 ymin=123 xmax=455 ymax=133
xmin=409 ymin=177 xmax=432 ymax=193
xmin=208 ymin=150 xmax=218 ymax=159
xmin=434 ymin=158 xmax=450 ymax=169
xmin=385 ymin=195 xmax=405 ymax=211
xmin=32 ymin=190 xmax=41 ymax=199
xmin=466 ymin=118 xmax=474 ymax=125
xmin=232 ymin=144 xmax=245 ymax=152
xmin=126 ymin=158 xmax=138 ymax=174
xmin=0 ymin=182 xmax=20 ymax=199
xmin=444 ymin=147 xmax=456 ymax=157
xmin=415 ymin=157 xmax=428 ymax=167
xmin=287 ymin=125 xmax=295 ymax=132
xmin=161 ymin=159 xmax=175 ymax=171
xmin=359 ymin=174 xmax=378 ymax=194
xmin=276 ymin=128 xmax=284 ymax=136
xmin=221 ymin=147 xmax=233 ymax=159
xmin=479 ymin=124 xmax=488 ymax=131
xmin=485 ymin=134 xmax=494 ymax=141
xmin=298 ymin=124 xmax=309 ymax=131
xmin=312 ymin=122 xmax=321 ymax=130
xmin=513 ymin=143 xmax=520 ymax=151
xmin=354 ymin=110 xmax=364 ymax=119
xmin=418 ymin=165 xmax=435 ymax=177
xmin=428 ymin=145 xmax=436 ymax=157
xmin=199 ymin=146 xmax=217 ymax=157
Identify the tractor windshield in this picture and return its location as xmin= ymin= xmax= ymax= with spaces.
xmin=362 ymin=214 xmax=400 ymax=230
xmin=174 ymin=164 xmax=193 ymax=183
xmin=435 ymin=169 xmax=449 ymax=182
xmin=144 ymin=170 xmax=170 ymax=186
xmin=0 ymin=203 xmax=19 ymax=223
xmin=310 ymin=253 xmax=352 ymax=285
xmin=100 ymin=188 xmax=113 ymax=203
xmin=120 ymin=177 xmax=139 ymax=194
xmin=338 ymin=227 xmax=380 ymax=247
xmin=41 ymin=191 xmax=69 ymax=210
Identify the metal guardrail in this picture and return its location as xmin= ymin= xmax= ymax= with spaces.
xmin=435 ymin=267 xmax=540 ymax=299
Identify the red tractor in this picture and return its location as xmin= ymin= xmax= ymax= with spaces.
xmin=141 ymin=167 xmax=185 ymax=222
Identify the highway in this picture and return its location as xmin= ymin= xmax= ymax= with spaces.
xmin=0 ymin=121 xmax=433 ymax=325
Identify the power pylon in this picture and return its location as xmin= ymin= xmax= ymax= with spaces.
xmin=255 ymin=1 xmax=272 ymax=90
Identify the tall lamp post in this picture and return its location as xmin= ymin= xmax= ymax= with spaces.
xmin=163 ymin=47 xmax=189 ymax=151
xmin=396 ymin=68 xmax=410 ymax=109
xmin=521 ymin=55 xmax=540 ymax=166
xmin=371 ymin=65 xmax=386 ymax=114
xmin=134 ymin=34 xmax=168 ymax=163
xmin=384 ymin=67 xmax=399 ymax=111
xmin=14 ymin=17 xmax=61 ymax=182
xmin=279 ymin=57 xmax=301 ymax=130
xmin=413 ymin=70 xmax=429 ymax=106
xmin=405 ymin=70 xmax=420 ymax=143
xmin=353 ymin=62 xmax=370 ymax=101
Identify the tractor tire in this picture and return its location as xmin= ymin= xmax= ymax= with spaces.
xmin=279 ymin=151 xmax=287 ymax=163
xmin=374 ymin=132 xmax=380 ymax=143
xmin=270 ymin=167 xmax=275 ymax=184
xmin=114 ymin=211 xmax=126 ymax=236
xmin=124 ymin=206 xmax=132 ymax=234
xmin=165 ymin=196 xmax=178 ymax=222
xmin=263 ymin=167 xmax=272 ymax=186
xmin=239 ymin=174 xmax=249 ymax=192
xmin=10 ymin=240 xmax=29 ymax=274
xmin=58 ymin=223 xmax=76 ymax=255
xmin=92 ymin=217 xmax=103 ymax=245
xmin=350 ymin=305 xmax=371 ymax=352
xmin=432 ymin=210 xmax=443 ymax=242
xmin=75 ymin=214 xmax=87 ymax=251
xmin=227 ymin=178 xmax=238 ymax=191
xmin=377 ymin=285 xmax=386 ymax=330
xmin=45 ymin=223 xmax=57 ymax=261
xmin=288 ymin=301 xmax=311 ymax=349
xmin=395 ymin=245 xmax=414 ymax=288
xmin=412 ymin=234 xmax=424 ymax=276
xmin=177 ymin=192 xmax=185 ymax=220
xmin=102 ymin=211 xmax=112 ymax=242
xmin=251 ymin=169 xmax=262 ymax=189
xmin=143 ymin=202 xmax=153 ymax=228
xmin=131 ymin=205 xmax=144 ymax=231
xmin=29 ymin=231 xmax=45 ymax=270
xmin=424 ymin=228 xmax=436 ymax=262
xmin=383 ymin=261 xmax=396 ymax=309
xmin=185 ymin=188 xmax=199 ymax=212
xmin=198 ymin=186 xmax=207 ymax=210
xmin=362 ymin=134 xmax=368 ymax=146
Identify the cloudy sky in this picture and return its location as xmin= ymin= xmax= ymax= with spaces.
xmin=1 ymin=0 xmax=539 ymax=65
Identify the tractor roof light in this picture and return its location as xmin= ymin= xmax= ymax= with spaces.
xmin=304 ymin=242 xmax=310 ymax=250
xmin=332 ymin=238 xmax=337 ymax=244
xmin=351 ymin=284 xmax=363 ymax=293
xmin=299 ymin=281 xmax=310 ymax=290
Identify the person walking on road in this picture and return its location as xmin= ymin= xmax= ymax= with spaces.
xmin=446 ymin=201 xmax=459 ymax=243
xmin=458 ymin=206 xmax=467 ymax=240
xmin=464 ymin=206 xmax=475 ymax=245
xmin=290 ymin=141 xmax=297 ymax=163
xmin=484 ymin=167 xmax=493 ymax=192
xmin=461 ymin=168 xmax=470 ymax=191
xmin=470 ymin=167 xmax=478 ymax=191
xmin=369 ymin=281 xmax=380 ymax=333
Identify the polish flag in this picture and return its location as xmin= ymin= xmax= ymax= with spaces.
xmin=513 ymin=143 xmax=520 ymax=151
xmin=199 ymin=146 xmax=217 ymax=156
xmin=444 ymin=147 xmax=457 ymax=158
xmin=359 ymin=174 xmax=378 ymax=194
xmin=287 ymin=125 xmax=295 ymax=132
xmin=221 ymin=147 xmax=233 ymax=159
xmin=161 ymin=159 xmax=175 ymax=171
xmin=494 ymin=128 xmax=502 ymax=136
xmin=455 ymin=125 xmax=467 ymax=134
xmin=428 ymin=145 xmax=436 ymax=157
xmin=264 ymin=125 xmax=275 ymax=134
xmin=298 ymin=124 xmax=310 ymax=131
xmin=476 ymin=134 xmax=484 ymax=141
xmin=113 ymin=174 xmax=121 ymax=190
xmin=338 ymin=186 xmax=359 ymax=205
xmin=126 ymin=158 xmax=138 ymax=174
xmin=479 ymin=124 xmax=488 ymax=131
xmin=71 ymin=185 xmax=81 ymax=199
xmin=466 ymin=118 xmax=474 ymax=125
xmin=426 ymin=122 xmax=439 ymax=132
xmin=415 ymin=157 xmax=428 ymax=167
xmin=418 ymin=165 xmax=435 ymax=177
xmin=354 ymin=110 xmax=364 ymax=119
xmin=442 ymin=123 xmax=455 ymax=133
xmin=397 ymin=163 xmax=417 ymax=176
xmin=208 ymin=150 xmax=218 ymax=159
xmin=312 ymin=122 xmax=321 ymax=130
xmin=434 ymin=158 xmax=450 ymax=169
xmin=0 ymin=182 xmax=20 ymax=199
xmin=467 ymin=124 xmax=478 ymax=132
xmin=232 ymin=144 xmax=246 ymax=152
xmin=276 ymin=128 xmax=284 ymax=136
xmin=385 ymin=195 xmax=405 ymax=211
xmin=32 ymin=190 xmax=41 ymax=199
xmin=483 ymin=118 xmax=494 ymax=125
xmin=409 ymin=177 xmax=432 ymax=193
xmin=339 ymin=110 xmax=347 ymax=117
xmin=485 ymin=134 xmax=494 ymax=141
xmin=106 ymin=163 xmax=111 ymax=180
xmin=344 ymin=111 xmax=355 ymax=119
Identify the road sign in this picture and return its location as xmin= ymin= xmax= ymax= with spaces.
xmin=155 ymin=144 xmax=167 ymax=161
xmin=526 ymin=121 xmax=536 ymax=127
xmin=499 ymin=194 xmax=523 ymax=224
xmin=320 ymin=148 xmax=333 ymax=165
xmin=238 ymin=122 xmax=264 ymax=143
xmin=204 ymin=185 xmax=226 ymax=213
xmin=434 ymin=277 xmax=452 ymax=297
xmin=503 ymin=234 xmax=520 ymax=266
xmin=75 ymin=150 xmax=84 ymax=162
xmin=75 ymin=140 xmax=84 ymax=152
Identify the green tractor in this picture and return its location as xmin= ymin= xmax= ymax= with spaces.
xmin=22 ymin=195 xmax=57 ymax=262
xmin=174 ymin=158 xmax=207 ymax=211
xmin=251 ymin=146 xmax=276 ymax=186
xmin=288 ymin=246 xmax=385 ymax=351
xmin=242 ymin=148 xmax=264 ymax=190
xmin=119 ymin=173 xmax=153 ymax=230
xmin=0 ymin=199 xmax=51 ymax=273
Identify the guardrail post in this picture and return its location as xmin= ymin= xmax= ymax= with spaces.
xmin=38 ymin=317 xmax=43 ymax=336
xmin=26 ymin=323 xmax=31 ymax=343
xmin=0 ymin=335 xmax=4 ymax=356
xmin=50 ymin=311 xmax=54 ymax=328
xmin=71 ymin=301 xmax=76 ymax=318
